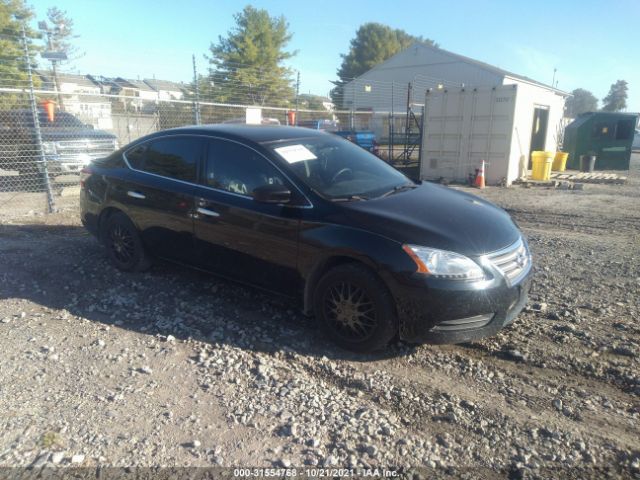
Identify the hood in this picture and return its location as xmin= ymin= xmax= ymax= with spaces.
xmin=336 ymin=183 xmax=520 ymax=256
xmin=40 ymin=128 xmax=116 ymax=141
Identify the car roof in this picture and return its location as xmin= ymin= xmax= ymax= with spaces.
xmin=157 ymin=124 xmax=328 ymax=144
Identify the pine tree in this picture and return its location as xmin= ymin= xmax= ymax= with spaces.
xmin=601 ymin=80 xmax=628 ymax=112
xmin=206 ymin=6 xmax=296 ymax=107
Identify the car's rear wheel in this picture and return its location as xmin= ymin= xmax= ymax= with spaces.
xmin=313 ymin=263 xmax=397 ymax=352
xmin=104 ymin=212 xmax=151 ymax=272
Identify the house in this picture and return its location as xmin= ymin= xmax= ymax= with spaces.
xmin=35 ymin=71 xmax=113 ymax=129
xmin=298 ymin=94 xmax=334 ymax=112
xmin=143 ymin=79 xmax=185 ymax=101
xmin=341 ymin=43 xmax=571 ymax=184
xmin=114 ymin=78 xmax=158 ymax=101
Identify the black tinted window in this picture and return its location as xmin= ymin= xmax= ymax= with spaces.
xmin=127 ymin=137 xmax=201 ymax=182
xmin=126 ymin=144 xmax=147 ymax=169
xmin=205 ymin=140 xmax=285 ymax=195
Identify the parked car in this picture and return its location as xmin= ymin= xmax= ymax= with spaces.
xmin=80 ymin=125 xmax=532 ymax=352
xmin=334 ymin=129 xmax=378 ymax=155
xmin=297 ymin=119 xmax=340 ymax=132
xmin=0 ymin=108 xmax=117 ymax=180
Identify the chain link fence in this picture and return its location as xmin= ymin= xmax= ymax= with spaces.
xmin=1 ymin=69 xmax=424 ymax=216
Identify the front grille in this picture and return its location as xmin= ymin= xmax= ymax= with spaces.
xmin=486 ymin=237 xmax=531 ymax=286
xmin=54 ymin=139 xmax=116 ymax=163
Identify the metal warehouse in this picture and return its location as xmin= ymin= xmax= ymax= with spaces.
xmin=342 ymin=43 xmax=570 ymax=185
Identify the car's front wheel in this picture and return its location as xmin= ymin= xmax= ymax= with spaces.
xmin=103 ymin=212 xmax=151 ymax=272
xmin=313 ymin=263 xmax=397 ymax=352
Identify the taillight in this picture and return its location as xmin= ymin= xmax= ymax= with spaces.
xmin=80 ymin=167 xmax=92 ymax=189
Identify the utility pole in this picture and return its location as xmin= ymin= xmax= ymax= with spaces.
xmin=38 ymin=21 xmax=67 ymax=110
xmin=192 ymin=54 xmax=201 ymax=125
xmin=294 ymin=71 xmax=300 ymax=126
xmin=22 ymin=23 xmax=55 ymax=213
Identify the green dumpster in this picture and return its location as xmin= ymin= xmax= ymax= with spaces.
xmin=563 ymin=112 xmax=638 ymax=170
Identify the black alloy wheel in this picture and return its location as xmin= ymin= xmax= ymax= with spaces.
xmin=104 ymin=212 xmax=151 ymax=272
xmin=324 ymin=281 xmax=377 ymax=342
xmin=314 ymin=264 xmax=397 ymax=352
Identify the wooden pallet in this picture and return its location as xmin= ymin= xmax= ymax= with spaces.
xmin=549 ymin=171 xmax=627 ymax=184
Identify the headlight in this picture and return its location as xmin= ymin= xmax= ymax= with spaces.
xmin=402 ymin=244 xmax=485 ymax=281
xmin=42 ymin=141 xmax=57 ymax=155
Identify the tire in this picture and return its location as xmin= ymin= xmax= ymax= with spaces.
xmin=103 ymin=212 xmax=152 ymax=272
xmin=313 ymin=263 xmax=397 ymax=352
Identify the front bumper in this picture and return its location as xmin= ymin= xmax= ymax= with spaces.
xmin=391 ymin=261 xmax=532 ymax=344
xmin=44 ymin=155 xmax=92 ymax=174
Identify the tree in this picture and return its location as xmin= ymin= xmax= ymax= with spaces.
xmin=601 ymin=80 xmax=628 ymax=112
xmin=298 ymin=94 xmax=329 ymax=111
xmin=206 ymin=6 xmax=296 ymax=106
xmin=565 ymin=88 xmax=598 ymax=117
xmin=331 ymin=23 xmax=436 ymax=106
xmin=0 ymin=0 xmax=39 ymax=98
xmin=42 ymin=7 xmax=80 ymax=64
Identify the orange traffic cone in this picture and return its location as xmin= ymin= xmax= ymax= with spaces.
xmin=474 ymin=160 xmax=486 ymax=189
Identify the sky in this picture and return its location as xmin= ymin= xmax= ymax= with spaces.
xmin=31 ymin=0 xmax=640 ymax=111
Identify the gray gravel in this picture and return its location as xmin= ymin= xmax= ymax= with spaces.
xmin=0 ymin=155 xmax=639 ymax=478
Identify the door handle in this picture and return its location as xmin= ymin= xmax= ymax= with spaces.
xmin=196 ymin=207 xmax=220 ymax=218
xmin=127 ymin=190 xmax=146 ymax=199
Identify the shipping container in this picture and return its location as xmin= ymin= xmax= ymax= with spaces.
xmin=420 ymin=84 xmax=566 ymax=185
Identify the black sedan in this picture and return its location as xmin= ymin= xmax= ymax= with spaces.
xmin=80 ymin=125 xmax=532 ymax=352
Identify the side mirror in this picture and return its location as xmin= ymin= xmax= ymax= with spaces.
xmin=252 ymin=184 xmax=291 ymax=204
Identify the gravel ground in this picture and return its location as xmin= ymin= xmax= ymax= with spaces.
xmin=0 ymin=156 xmax=639 ymax=478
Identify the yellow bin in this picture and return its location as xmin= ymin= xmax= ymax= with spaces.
xmin=531 ymin=151 xmax=554 ymax=181
xmin=553 ymin=152 xmax=569 ymax=172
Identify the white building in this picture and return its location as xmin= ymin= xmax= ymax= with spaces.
xmin=341 ymin=43 xmax=570 ymax=185
xmin=36 ymin=71 xmax=113 ymax=129
xmin=144 ymin=79 xmax=185 ymax=101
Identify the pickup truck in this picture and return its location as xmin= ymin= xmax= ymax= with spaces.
xmin=334 ymin=130 xmax=379 ymax=156
xmin=0 ymin=108 xmax=118 ymax=183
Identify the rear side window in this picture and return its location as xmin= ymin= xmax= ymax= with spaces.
xmin=126 ymin=144 xmax=147 ymax=169
xmin=204 ymin=139 xmax=285 ymax=195
xmin=125 ymin=136 xmax=202 ymax=183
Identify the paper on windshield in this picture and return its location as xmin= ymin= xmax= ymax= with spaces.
xmin=274 ymin=144 xmax=317 ymax=163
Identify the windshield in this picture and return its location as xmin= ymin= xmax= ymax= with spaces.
xmin=269 ymin=135 xmax=411 ymax=200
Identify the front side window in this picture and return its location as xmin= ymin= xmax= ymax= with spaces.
xmin=267 ymin=135 xmax=409 ymax=199
xmin=205 ymin=139 xmax=285 ymax=196
xmin=126 ymin=136 xmax=201 ymax=183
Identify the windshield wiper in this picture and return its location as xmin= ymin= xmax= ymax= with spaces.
xmin=330 ymin=194 xmax=369 ymax=202
xmin=379 ymin=183 xmax=418 ymax=198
